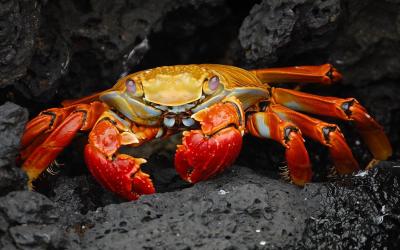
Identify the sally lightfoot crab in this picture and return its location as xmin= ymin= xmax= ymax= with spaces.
xmin=19 ymin=64 xmax=392 ymax=200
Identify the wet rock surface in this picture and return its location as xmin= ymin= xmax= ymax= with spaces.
xmin=299 ymin=161 xmax=400 ymax=249
xmin=0 ymin=0 xmax=400 ymax=249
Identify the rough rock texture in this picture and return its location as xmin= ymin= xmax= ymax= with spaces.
xmin=239 ymin=0 xmax=341 ymax=66
xmin=0 ymin=191 xmax=59 ymax=225
xmin=0 ymin=0 xmax=399 ymax=249
xmin=0 ymin=0 xmax=41 ymax=87
xmin=64 ymin=163 xmax=400 ymax=249
xmin=354 ymin=82 xmax=400 ymax=159
xmin=329 ymin=0 xmax=400 ymax=86
xmin=299 ymin=161 xmax=400 ymax=249
xmin=76 ymin=166 xmax=318 ymax=249
xmin=239 ymin=0 xmax=400 ymax=86
xmin=13 ymin=0 xmax=228 ymax=101
xmin=0 ymin=102 xmax=28 ymax=195
xmin=0 ymin=191 xmax=65 ymax=250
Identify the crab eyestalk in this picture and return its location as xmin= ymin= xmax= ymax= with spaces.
xmin=175 ymin=97 xmax=244 ymax=183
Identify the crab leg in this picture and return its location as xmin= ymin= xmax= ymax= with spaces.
xmin=269 ymin=104 xmax=359 ymax=174
xmin=175 ymin=96 xmax=244 ymax=183
xmin=84 ymin=111 xmax=156 ymax=200
xmin=20 ymin=102 xmax=107 ymax=187
xmin=272 ymin=88 xmax=393 ymax=160
xmin=250 ymin=64 xmax=342 ymax=85
xmin=247 ymin=111 xmax=312 ymax=186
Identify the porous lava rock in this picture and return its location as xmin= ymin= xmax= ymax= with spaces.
xmin=0 ymin=0 xmax=41 ymax=88
xmin=0 ymin=102 xmax=28 ymax=195
xmin=239 ymin=0 xmax=341 ymax=66
xmin=63 ymin=162 xmax=400 ymax=249
xmin=239 ymin=0 xmax=400 ymax=86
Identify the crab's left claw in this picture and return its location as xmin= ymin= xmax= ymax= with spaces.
xmin=175 ymin=97 xmax=244 ymax=183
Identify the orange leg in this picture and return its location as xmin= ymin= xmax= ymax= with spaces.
xmin=246 ymin=111 xmax=312 ymax=186
xmin=272 ymin=88 xmax=393 ymax=160
xmin=250 ymin=64 xmax=342 ymax=85
xmin=20 ymin=102 xmax=107 ymax=186
xmin=269 ymin=104 xmax=359 ymax=174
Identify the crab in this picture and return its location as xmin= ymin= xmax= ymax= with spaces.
xmin=19 ymin=64 xmax=392 ymax=200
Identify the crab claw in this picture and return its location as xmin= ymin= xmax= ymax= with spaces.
xmin=175 ymin=97 xmax=244 ymax=183
xmin=175 ymin=128 xmax=242 ymax=183
xmin=85 ymin=145 xmax=154 ymax=200
xmin=84 ymin=119 xmax=155 ymax=200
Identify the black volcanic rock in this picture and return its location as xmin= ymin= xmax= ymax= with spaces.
xmin=9 ymin=224 xmax=65 ymax=250
xmin=239 ymin=0 xmax=341 ymax=66
xmin=74 ymin=166 xmax=318 ymax=249
xmin=0 ymin=0 xmax=41 ymax=88
xmin=299 ymin=161 xmax=400 ymax=249
xmin=239 ymin=0 xmax=400 ymax=86
xmin=64 ymin=162 xmax=400 ymax=249
xmin=0 ymin=191 xmax=58 ymax=225
xmin=329 ymin=0 xmax=400 ymax=86
xmin=14 ymin=0 xmax=228 ymax=101
xmin=0 ymin=102 xmax=28 ymax=195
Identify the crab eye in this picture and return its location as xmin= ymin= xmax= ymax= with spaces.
xmin=125 ymin=78 xmax=143 ymax=97
xmin=203 ymin=76 xmax=220 ymax=95
xmin=209 ymin=76 xmax=220 ymax=90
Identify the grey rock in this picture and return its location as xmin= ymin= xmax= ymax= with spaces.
xmin=9 ymin=224 xmax=65 ymax=250
xmin=63 ymin=162 xmax=400 ymax=249
xmin=299 ymin=161 xmax=400 ymax=249
xmin=14 ymin=0 xmax=227 ymax=101
xmin=76 ymin=166 xmax=319 ymax=249
xmin=0 ymin=191 xmax=58 ymax=225
xmin=0 ymin=102 xmax=28 ymax=195
xmin=0 ymin=234 xmax=18 ymax=250
xmin=239 ymin=0 xmax=400 ymax=86
xmin=239 ymin=0 xmax=341 ymax=66
xmin=353 ymin=82 xmax=400 ymax=159
xmin=329 ymin=0 xmax=400 ymax=86
xmin=0 ymin=0 xmax=41 ymax=87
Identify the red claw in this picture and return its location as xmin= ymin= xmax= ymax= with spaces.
xmin=175 ymin=127 xmax=242 ymax=183
xmin=84 ymin=119 xmax=154 ymax=201
xmin=176 ymin=97 xmax=244 ymax=183
xmin=85 ymin=144 xmax=154 ymax=200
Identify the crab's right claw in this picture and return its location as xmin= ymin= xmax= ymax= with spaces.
xmin=175 ymin=127 xmax=242 ymax=183
xmin=175 ymin=97 xmax=244 ymax=183
xmin=84 ymin=118 xmax=155 ymax=200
